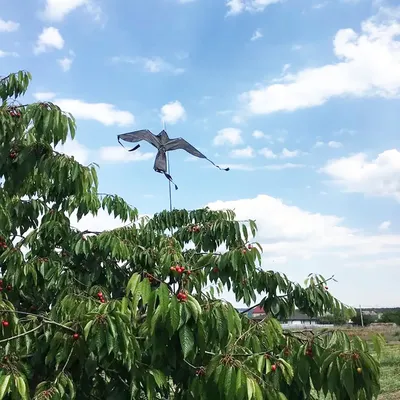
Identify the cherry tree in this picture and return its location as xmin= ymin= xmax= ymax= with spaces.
xmin=0 ymin=70 xmax=383 ymax=399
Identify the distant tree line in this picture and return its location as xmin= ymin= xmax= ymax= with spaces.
xmin=316 ymin=310 xmax=400 ymax=326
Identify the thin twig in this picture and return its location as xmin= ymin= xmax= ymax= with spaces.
xmin=55 ymin=345 xmax=75 ymax=384
xmin=0 ymin=323 xmax=43 ymax=344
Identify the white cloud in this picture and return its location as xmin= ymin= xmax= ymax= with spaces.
xmin=282 ymin=63 xmax=291 ymax=74
xmin=58 ymin=57 xmax=73 ymax=71
xmin=33 ymin=92 xmax=56 ymax=101
xmin=226 ymin=0 xmax=283 ymax=16
xmin=55 ymin=99 xmax=135 ymax=127
xmin=232 ymin=115 xmax=244 ymax=124
xmin=207 ymin=194 xmax=400 ymax=306
xmin=34 ymin=27 xmax=64 ymax=55
xmin=55 ymin=138 xmax=90 ymax=165
xmin=70 ymin=208 xmax=125 ymax=233
xmin=112 ymin=56 xmax=185 ymax=75
xmin=0 ymin=18 xmax=19 ymax=32
xmin=314 ymin=140 xmax=343 ymax=148
xmin=40 ymin=0 xmax=102 ymax=22
xmin=312 ymin=1 xmax=329 ymax=9
xmin=281 ymin=148 xmax=301 ymax=158
xmin=58 ymin=51 xmax=75 ymax=72
xmin=263 ymin=163 xmax=305 ymax=170
xmin=230 ymin=146 xmax=255 ymax=158
xmin=260 ymin=147 xmax=303 ymax=159
xmin=98 ymin=146 xmax=154 ymax=163
xmin=212 ymin=163 xmax=305 ymax=171
xmin=259 ymin=147 xmax=277 ymax=159
xmin=160 ymin=101 xmax=186 ymax=125
xmin=253 ymin=130 xmax=265 ymax=139
xmin=328 ymin=141 xmax=343 ymax=148
xmin=0 ymin=50 xmax=18 ymax=58
xmin=213 ymin=128 xmax=243 ymax=146
xmin=251 ymin=29 xmax=263 ymax=41
xmin=320 ymin=149 xmax=400 ymax=201
xmin=241 ymin=8 xmax=400 ymax=115
xmin=378 ymin=220 xmax=391 ymax=231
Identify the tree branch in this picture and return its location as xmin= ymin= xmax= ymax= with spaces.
xmin=0 ymin=323 xmax=43 ymax=344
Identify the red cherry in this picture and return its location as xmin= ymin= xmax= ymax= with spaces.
xmin=0 ymin=280 xmax=3 ymax=285
xmin=97 ymin=292 xmax=103 ymax=297
xmin=73 ymin=333 xmax=79 ymax=340
xmin=6 ymin=285 xmax=12 ymax=291
xmin=248 ymin=244 xmax=253 ymax=249
xmin=213 ymin=267 xmax=219 ymax=273
xmin=271 ymin=364 xmax=277 ymax=372
xmin=2 ymin=321 xmax=9 ymax=327
xmin=187 ymin=271 xmax=192 ymax=275
xmin=0 ymin=288 xmax=3 ymax=292
xmin=170 ymin=267 xmax=176 ymax=272
xmin=325 ymin=286 xmax=328 ymax=290
xmin=100 ymin=299 xmax=105 ymax=303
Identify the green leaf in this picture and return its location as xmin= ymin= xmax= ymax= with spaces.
xmin=246 ymin=377 xmax=254 ymax=400
xmin=169 ymin=296 xmax=180 ymax=333
xmin=340 ymin=360 xmax=355 ymax=399
xmin=157 ymin=283 xmax=170 ymax=319
xmin=0 ymin=375 xmax=11 ymax=400
xmin=84 ymin=320 xmax=94 ymax=340
xmin=179 ymin=325 xmax=194 ymax=359
xmin=15 ymin=376 xmax=28 ymax=400
xmin=126 ymin=273 xmax=140 ymax=296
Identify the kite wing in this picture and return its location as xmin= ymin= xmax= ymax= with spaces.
xmin=118 ymin=129 xmax=160 ymax=152
xmin=165 ymin=138 xmax=230 ymax=171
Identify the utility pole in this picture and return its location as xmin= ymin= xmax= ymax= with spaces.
xmin=359 ymin=305 xmax=364 ymax=327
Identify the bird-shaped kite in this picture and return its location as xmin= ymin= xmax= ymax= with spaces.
xmin=117 ymin=129 xmax=229 ymax=190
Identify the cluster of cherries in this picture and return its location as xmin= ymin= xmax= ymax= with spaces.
xmin=264 ymin=354 xmax=278 ymax=371
xmin=0 ymin=280 xmax=12 ymax=293
xmin=188 ymin=225 xmax=201 ymax=233
xmin=8 ymin=108 xmax=21 ymax=118
xmin=97 ymin=291 xmax=106 ymax=303
xmin=195 ymin=367 xmax=205 ymax=377
xmin=177 ymin=291 xmax=188 ymax=302
xmin=0 ymin=237 xmax=8 ymax=250
xmin=170 ymin=265 xmax=191 ymax=275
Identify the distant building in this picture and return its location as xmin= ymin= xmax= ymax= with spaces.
xmin=240 ymin=306 xmax=319 ymax=325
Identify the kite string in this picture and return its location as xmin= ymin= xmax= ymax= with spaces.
xmin=163 ymin=119 xmax=173 ymax=212
xmin=167 ymin=153 xmax=172 ymax=212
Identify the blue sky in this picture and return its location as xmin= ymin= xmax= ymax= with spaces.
xmin=1 ymin=0 xmax=400 ymax=308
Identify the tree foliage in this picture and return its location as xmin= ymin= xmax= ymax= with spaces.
xmin=379 ymin=311 xmax=400 ymax=326
xmin=0 ymin=70 xmax=384 ymax=399
xmin=351 ymin=312 xmax=378 ymax=327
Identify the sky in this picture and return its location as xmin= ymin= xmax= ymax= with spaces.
xmin=1 ymin=0 xmax=400 ymax=308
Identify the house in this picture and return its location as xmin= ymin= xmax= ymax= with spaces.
xmin=281 ymin=310 xmax=319 ymax=326
xmin=239 ymin=307 xmax=319 ymax=326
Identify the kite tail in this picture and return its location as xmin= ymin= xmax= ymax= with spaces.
xmin=164 ymin=172 xmax=178 ymax=191
xmin=118 ymin=136 xmax=141 ymax=152
xmin=206 ymin=157 xmax=230 ymax=172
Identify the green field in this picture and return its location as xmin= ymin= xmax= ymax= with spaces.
xmin=378 ymin=342 xmax=400 ymax=399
